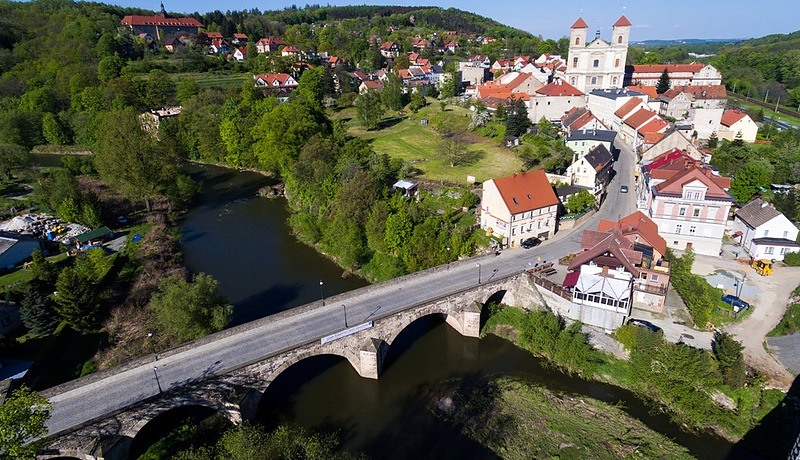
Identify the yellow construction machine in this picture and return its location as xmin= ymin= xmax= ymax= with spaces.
xmin=751 ymin=259 xmax=773 ymax=276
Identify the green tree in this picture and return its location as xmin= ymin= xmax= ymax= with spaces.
xmin=656 ymin=68 xmax=671 ymax=94
xmin=566 ymin=189 xmax=595 ymax=213
xmin=0 ymin=143 xmax=29 ymax=180
xmin=251 ymin=101 xmax=330 ymax=174
xmin=505 ymin=98 xmax=531 ymax=138
xmin=380 ymin=74 xmax=405 ymax=111
xmin=0 ymin=386 xmax=51 ymax=459
xmin=29 ymin=250 xmax=56 ymax=284
xmin=296 ymin=67 xmax=327 ymax=108
xmin=438 ymin=126 xmax=471 ymax=167
xmin=355 ymin=91 xmax=384 ymax=130
xmin=94 ymin=108 xmax=180 ymax=210
xmin=143 ymin=69 xmax=176 ymax=108
xmin=712 ymin=331 xmax=746 ymax=389
xmin=176 ymin=79 xmax=201 ymax=104
xmin=536 ymin=116 xmax=555 ymax=138
xmin=706 ymin=132 xmax=719 ymax=149
xmin=409 ymin=91 xmax=426 ymax=112
xmin=151 ymin=273 xmax=233 ymax=343
xmin=97 ymin=54 xmax=124 ymax=82
xmin=439 ymin=73 xmax=457 ymax=98
xmin=41 ymin=113 xmax=70 ymax=145
xmin=730 ymin=161 xmax=771 ymax=203
xmin=20 ymin=286 xmax=60 ymax=335
xmin=54 ymin=266 xmax=100 ymax=332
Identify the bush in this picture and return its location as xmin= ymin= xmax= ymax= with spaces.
xmin=783 ymin=251 xmax=800 ymax=266
xmin=768 ymin=303 xmax=800 ymax=336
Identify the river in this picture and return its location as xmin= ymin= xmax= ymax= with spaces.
xmin=177 ymin=163 xmax=732 ymax=459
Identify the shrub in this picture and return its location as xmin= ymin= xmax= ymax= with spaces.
xmin=783 ymin=251 xmax=800 ymax=266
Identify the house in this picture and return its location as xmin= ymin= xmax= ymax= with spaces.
xmin=560 ymin=107 xmax=609 ymax=134
xmin=586 ymin=88 xmax=648 ymax=129
xmin=328 ymin=56 xmax=343 ymax=68
xmin=162 ymin=36 xmax=183 ymax=53
xmin=255 ymin=37 xmax=284 ymax=53
xmin=74 ymin=226 xmax=113 ymax=249
xmin=443 ymin=40 xmax=459 ymax=53
xmin=732 ymin=199 xmax=800 ymax=261
xmin=566 ymin=144 xmax=613 ymax=201
xmin=380 ymin=41 xmax=400 ymax=58
xmin=232 ymin=33 xmax=248 ymax=45
xmin=120 ymin=6 xmax=204 ymax=40
xmin=254 ymin=73 xmax=298 ymax=101
xmin=718 ymin=109 xmax=758 ymax=143
xmin=640 ymin=129 xmax=703 ymax=163
xmin=358 ymin=80 xmax=382 ymax=93
xmin=619 ymin=107 xmax=661 ymax=150
xmin=626 ymin=63 xmax=722 ymax=87
xmin=392 ymin=179 xmax=419 ymax=198
xmin=208 ymin=38 xmax=230 ymax=54
xmin=658 ymin=88 xmax=693 ymax=119
xmin=481 ymin=170 xmax=560 ymax=247
xmin=597 ymin=211 xmax=671 ymax=311
xmin=232 ymin=47 xmax=247 ymax=61
xmin=565 ymin=129 xmax=616 ymax=157
xmin=565 ymin=16 xmax=630 ymax=93
xmin=526 ymin=80 xmax=586 ymax=122
xmin=281 ymin=45 xmax=301 ymax=58
xmin=641 ymin=151 xmax=733 ymax=255
xmin=0 ymin=234 xmax=41 ymax=270
xmin=504 ymin=136 xmax=520 ymax=147
xmin=612 ymin=97 xmax=649 ymax=133
xmin=410 ymin=37 xmax=429 ymax=49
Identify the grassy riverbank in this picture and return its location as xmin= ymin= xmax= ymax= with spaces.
xmin=432 ymin=377 xmax=694 ymax=459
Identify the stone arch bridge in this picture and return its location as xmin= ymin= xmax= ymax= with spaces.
xmin=41 ymin=271 xmax=545 ymax=460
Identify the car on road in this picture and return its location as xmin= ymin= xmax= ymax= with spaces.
xmin=521 ymin=237 xmax=541 ymax=249
xmin=620 ymin=185 xmax=629 ymax=193
xmin=721 ymin=294 xmax=750 ymax=310
xmin=627 ymin=318 xmax=662 ymax=333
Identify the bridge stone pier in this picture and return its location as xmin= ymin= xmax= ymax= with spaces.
xmin=41 ymin=271 xmax=546 ymax=460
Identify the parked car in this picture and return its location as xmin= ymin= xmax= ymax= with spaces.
xmin=627 ymin=318 xmax=662 ymax=333
xmin=620 ymin=185 xmax=629 ymax=193
xmin=721 ymin=294 xmax=750 ymax=311
xmin=521 ymin=237 xmax=541 ymax=249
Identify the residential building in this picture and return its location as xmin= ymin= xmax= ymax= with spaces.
xmin=255 ymin=37 xmax=284 ymax=53
xmin=565 ymin=129 xmax=616 ymax=157
xmin=565 ymin=16 xmax=630 ymax=93
xmin=642 ymin=151 xmax=733 ymax=255
xmin=0 ymin=234 xmax=40 ymax=270
xmin=597 ymin=212 xmax=671 ymax=311
xmin=561 ymin=107 xmax=609 ymax=134
xmin=281 ymin=45 xmax=301 ymax=58
xmin=380 ymin=41 xmax=400 ymax=58
xmin=481 ymin=170 xmax=560 ymax=247
xmin=586 ymin=88 xmax=648 ymax=128
xmin=526 ymin=80 xmax=586 ymax=122
xmin=658 ymin=88 xmax=693 ymax=119
xmin=120 ymin=6 xmax=203 ymax=40
xmin=733 ymin=199 xmax=800 ymax=261
xmin=232 ymin=47 xmax=247 ymax=61
xmin=619 ymin=107 xmax=666 ymax=150
xmin=718 ymin=109 xmax=758 ymax=143
xmin=231 ymin=33 xmax=248 ymax=45
xmin=626 ymin=63 xmax=722 ymax=87
xmin=254 ymin=73 xmax=298 ymax=100
xmin=612 ymin=97 xmax=649 ymax=132
xmin=566 ymin=144 xmax=614 ymax=201
xmin=640 ymin=129 xmax=703 ymax=163
xmin=162 ymin=36 xmax=182 ymax=53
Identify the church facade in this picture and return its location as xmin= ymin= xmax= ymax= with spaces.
xmin=565 ymin=16 xmax=631 ymax=94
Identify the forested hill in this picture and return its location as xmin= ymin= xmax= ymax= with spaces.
xmin=711 ymin=30 xmax=800 ymax=106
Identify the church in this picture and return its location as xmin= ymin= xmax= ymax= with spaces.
xmin=121 ymin=3 xmax=204 ymax=40
xmin=565 ymin=16 xmax=631 ymax=93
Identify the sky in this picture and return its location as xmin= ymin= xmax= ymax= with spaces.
xmin=111 ymin=0 xmax=800 ymax=41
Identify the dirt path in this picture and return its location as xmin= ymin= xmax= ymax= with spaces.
xmin=693 ymin=254 xmax=798 ymax=389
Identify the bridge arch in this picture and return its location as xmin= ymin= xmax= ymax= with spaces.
xmin=123 ymin=399 xmax=236 ymax=440
xmin=265 ymin=349 xmax=361 ymax=387
xmin=38 ymin=454 xmax=96 ymax=460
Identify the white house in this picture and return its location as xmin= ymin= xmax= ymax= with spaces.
xmin=526 ymin=80 xmax=586 ymax=122
xmin=571 ymin=263 xmax=633 ymax=330
xmin=718 ymin=109 xmax=758 ymax=143
xmin=565 ymin=144 xmax=613 ymax=201
xmin=565 ymin=129 xmax=616 ymax=157
xmin=733 ymin=199 xmax=800 ymax=261
xmin=565 ymin=16 xmax=630 ymax=93
xmin=586 ymin=88 xmax=648 ymax=128
xmin=626 ymin=63 xmax=722 ymax=87
xmin=481 ymin=170 xmax=560 ymax=247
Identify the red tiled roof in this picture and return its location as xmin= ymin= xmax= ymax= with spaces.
xmin=571 ymin=17 xmax=589 ymax=29
xmin=631 ymin=63 xmax=705 ymax=74
xmin=568 ymin=227 xmax=642 ymax=275
xmin=626 ymin=84 xmax=657 ymax=98
xmin=624 ymin=108 xmax=658 ymax=129
xmin=613 ymin=15 xmax=632 ymax=27
xmin=121 ymin=15 xmax=204 ymax=28
xmin=614 ymin=98 xmax=643 ymax=119
xmin=380 ymin=41 xmax=396 ymax=50
xmin=205 ymin=32 xmax=223 ymax=39
xmin=362 ymin=80 xmax=381 ymax=90
xmin=571 ymin=111 xmax=603 ymax=130
xmin=282 ymin=45 xmax=300 ymax=53
xmin=233 ymin=33 xmax=248 ymax=39
xmin=673 ymin=85 xmax=727 ymax=100
xmin=638 ymin=117 xmax=669 ymax=135
xmin=492 ymin=170 xmax=559 ymax=214
xmin=643 ymin=132 xmax=666 ymax=144
xmin=598 ymin=211 xmax=666 ymax=256
xmin=505 ymin=72 xmax=533 ymax=91
xmin=646 ymin=148 xmax=692 ymax=172
xmin=255 ymin=73 xmax=297 ymax=87
xmin=535 ymin=81 xmax=584 ymax=97
xmin=654 ymin=166 xmax=732 ymax=200
xmin=721 ymin=109 xmax=748 ymax=127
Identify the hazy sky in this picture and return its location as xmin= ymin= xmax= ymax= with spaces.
xmin=115 ymin=0 xmax=800 ymax=41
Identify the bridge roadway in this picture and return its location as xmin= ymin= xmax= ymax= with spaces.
xmin=43 ymin=138 xmax=636 ymax=438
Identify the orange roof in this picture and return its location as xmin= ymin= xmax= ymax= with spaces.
xmin=571 ymin=111 xmax=603 ymax=130
xmin=492 ymin=170 xmax=559 ymax=214
xmin=282 ymin=45 xmax=300 ymax=52
xmin=615 ymin=99 xmax=643 ymax=119
xmin=205 ymin=32 xmax=223 ymax=39
xmin=598 ymin=211 xmax=666 ymax=256
xmin=233 ymin=33 xmax=248 ymax=39
xmin=673 ymin=85 xmax=727 ymax=100
xmin=613 ymin=15 xmax=632 ymax=27
xmin=505 ymin=72 xmax=533 ymax=91
xmin=638 ymin=117 xmax=669 ymax=135
xmin=631 ymin=63 xmax=705 ymax=74
xmin=535 ymin=81 xmax=584 ymax=97
xmin=654 ymin=167 xmax=732 ymax=200
xmin=643 ymin=132 xmax=666 ymax=144
xmin=571 ymin=17 xmax=589 ymax=29
xmin=626 ymin=84 xmax=658 ymax=98
xmin=121 ymin=15 xmax=204 ymax=28
xmin=362 ymin=80 xmax=381 ymax=90
xmin=624 ymin=108 xmax=657 ymax=129
xmin=721 ymin=109 xmax=748 ymax=127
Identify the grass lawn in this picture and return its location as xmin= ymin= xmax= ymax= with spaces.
xmin=728 ymin=97 xmax=800 ymax=129
xmin=164 ymin=72 xmax=251 ymax=90
xmin=0 ymin=253 xmax=69 ymax=289
xmin=342 ymin=101 xmax=523 ymax=184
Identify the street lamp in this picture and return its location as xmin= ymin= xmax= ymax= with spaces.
xmin=446 ymin=246 xmax=450 ymax=269
xmin=153 ymin=366 xmax=163 ymax=393
xmin=476 ymin=263 xmax=482 ymax=284
xmin=147 ymin=332 xmax=157 ymax=361
xmin=343 ymin=304 xmax=348 ymax=328
xmin=319 ymin=280 xmax=325 ymax=306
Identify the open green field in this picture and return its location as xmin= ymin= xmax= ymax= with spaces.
xmin=167 ymin=72 xmax=251 ymax=89
xmin=336 ymin=101 xmax=523 ymax=184
xmin=728 ymin=97 xmax=800 ymax=129
xmin=0 ymin=252 xmax=69 ymax=289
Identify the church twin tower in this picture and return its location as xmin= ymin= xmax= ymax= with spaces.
xmin=566 ymin=15 xmax=631 ymax=93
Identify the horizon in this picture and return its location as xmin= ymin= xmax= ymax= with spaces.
xmin=103 ymin=0 xmax=800 ymax=41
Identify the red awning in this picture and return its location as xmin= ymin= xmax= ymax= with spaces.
xmin=562 ymin=271 xmax=580 ymax=289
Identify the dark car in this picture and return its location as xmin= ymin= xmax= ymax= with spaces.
xmin=620 ymin=185 xmax=629 ymax=193
xmin=721 ymin=294 xmax=750 ymax=310
xmin=521 ymin=237 xmax=541 ymax=249
xmin=627 ymin=318 xmax=662 ymax=333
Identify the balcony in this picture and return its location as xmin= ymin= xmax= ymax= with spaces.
xmin=633 ymin=283 xmax=668 ymax=296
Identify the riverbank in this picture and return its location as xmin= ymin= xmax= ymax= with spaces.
xmin=431 ymin=377 xmax=694 ymax=459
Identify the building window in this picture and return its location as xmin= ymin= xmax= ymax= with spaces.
xmin=591 ymin=76 xmax=597 ymax=84
xmin=689 ymin=225 xmax=696 ymax=235
xmin=575 ymin=37 xmax=580 ymax=45
xmin=592 ymin=59 xmax=599 ymax=68
xmin=675 ymin=224 xmax=682 ymax=234
xmin=651 ymin=274 xmax=659 ymax=282
xmin=572 ymin=57 xmax=578 ymax=68
xmin=764 ymin=229 xmax=769 ymax=237
xmin=781 ymin=248 xmax=789 ymax=255
xmin=678 ymin=207 xmax=687 ymax=216
xmin=538 ymin=221 xmax=541 ymax=229
xmin=693 ymin=208 xmax=701 ymax=217
xmin=612 ymin=76 xmax=618 ymax=85
xmin=784 ymin=230 xmax=789 ymax=238
xmin=617 ymin=35 xmax=623 ymax=44
xmin=571 ymin=77 xmax=576 ymax=85
xmin=765 ymin=246 xmax=774 ymax=254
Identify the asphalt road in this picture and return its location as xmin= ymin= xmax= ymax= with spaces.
xmin=44 ymin=137 xmax=637 ymax=438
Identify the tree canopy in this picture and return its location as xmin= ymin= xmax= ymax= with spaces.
xmin=0 ymin=386 xmax=51 ymax=459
